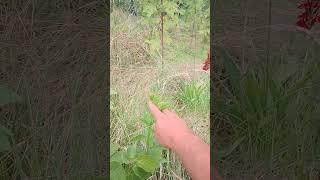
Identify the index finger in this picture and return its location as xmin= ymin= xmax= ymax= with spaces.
xmin=148 ymin=100 xmax=164 ymax=120
xmin=163 ymin=109 xmax=180 ymax=120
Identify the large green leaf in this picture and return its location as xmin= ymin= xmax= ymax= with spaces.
xmin=127 ymin=173 xmax=140 ymax=180
xmin=133 ymin=166 xmax=151 ymax=180
xmin=136 ymin=154 xmax=159 ymax=173
xmin=0 ymin=85 xmax=22 ymax=106
xmin=110 ymin=162 xmax=126 ymax=180
xmin=111 ymin=151 xmax=129 ymax=164
xmin=149 ymin=146 xmax=163 ymax=162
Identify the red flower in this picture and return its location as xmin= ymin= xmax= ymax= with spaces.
xmin=202 ymin=51 xmax=210 ymax=72
xmin=296 ymin=0 xmax=320 ymax=29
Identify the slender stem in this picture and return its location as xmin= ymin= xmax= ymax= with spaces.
xmin=161 ymin=0 xmax=164 ymax=68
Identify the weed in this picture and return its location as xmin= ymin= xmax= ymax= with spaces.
xmin=110 ymin=111 xmax=167 ymax=180
xmin=149 ymin=93 xmax=171 ymax=111
xmin=176 ymin=80 xmax=209 ymax=113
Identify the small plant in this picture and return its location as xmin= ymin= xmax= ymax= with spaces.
xmin=149 ymin=92 xmax=171 ymax=111
xmin=176 ymin=80 xmax=209 ymax=113
xmin=110 ymin=111 xmax=167 ymax=180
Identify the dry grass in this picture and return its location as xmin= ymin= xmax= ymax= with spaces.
xmin=0 ymin=1 xmax=107 ymax=179
xmin=111 ymin=9 xmax=150 ymax=66
xmin=110 ymin=63 xmax=209 ymax=180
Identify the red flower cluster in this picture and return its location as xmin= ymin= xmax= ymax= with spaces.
xmin=202 ymin=51 xmax=210 ymax=72
xmin=296 ymin=0 xmax=320 ymax=29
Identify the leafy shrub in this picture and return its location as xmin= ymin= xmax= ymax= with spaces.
xmin=110 ymin=112 xmax=167 ymax=180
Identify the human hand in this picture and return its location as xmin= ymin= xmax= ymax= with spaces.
xmin=148 ymin=101 xmax=192 ymax=150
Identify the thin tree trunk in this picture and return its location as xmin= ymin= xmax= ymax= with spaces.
xmin=161 ymin=0 xmax=164 ymax=67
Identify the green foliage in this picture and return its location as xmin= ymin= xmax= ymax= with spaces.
xmin=149 ymin=93 xmax=171 ymax=111
xmin=110 ymin=161 xmax=127 ymax=180
xmin=112 ymin=0 xmax=138 ymax=14
xmin=176 ymin=80 xmax=209 ymax=113
xmin=214 ymin=47 xmax=320 ymax=175
xmin=130 ymin=0 xmax=209 ymax=56
xmin=110 ymin=111 xmax=167 ymax=180
xmin=179 ymin=0 xmax=209 ymax=42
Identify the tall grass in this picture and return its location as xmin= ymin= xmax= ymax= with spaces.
xmin=0 ymin=1 xmax=107 ymax=179
xmin=213 ymin=46 xmax=320 ymax=179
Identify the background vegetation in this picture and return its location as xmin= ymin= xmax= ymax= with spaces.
xmin=110 ymin=0 xmax=209 ymax=179
xmin=213 ymin=0 xmax=320 ymax=179
xmin=0 ymin=1 xmax=107 ymax=179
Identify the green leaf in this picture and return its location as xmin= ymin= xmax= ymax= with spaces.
xmin=163 ymin=1 xmax=178 ymax=17
xmin=127 ymin=145 xmax=137 ymax=160
xmin=127 ymin=173 xmax=140 ymax=180
xmin=136 ymin=154 xmax=159 ymax=173
xmin=111 ymin=151 xmax=129 ymax=164
xmin=146 ymin=128 xmax=155 ymax=149
xmin=110 ymin=162 xmax=126 ymax=180
xmin=149 ymin=93 xmax=170 ymax=111
xmin=141 ymin=112 xmax=154 ymax=126
xmin=143 ymin=3 xmax=157 ymax=18
xmin=133 ymin=166 xmax=151 ymax=179
xmin=149 ymin=146 xmax=163 ymax=162
xmin=0 ymin=85 xmax=22 ymax=106
xmin=110 ymin=143 xmax=119 ymax=157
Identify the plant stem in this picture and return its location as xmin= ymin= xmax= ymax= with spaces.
xmin=161 ymin=0 xmax=164 ymax=68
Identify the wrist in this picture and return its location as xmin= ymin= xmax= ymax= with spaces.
xmin=171 ymin=128 xmax=194 ymax=152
